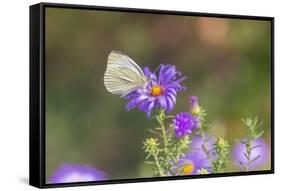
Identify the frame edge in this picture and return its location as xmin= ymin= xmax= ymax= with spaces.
xmin=29 ymin=3 xmax=44 ymax=188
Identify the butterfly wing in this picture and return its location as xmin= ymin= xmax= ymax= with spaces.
xmin=104 ymin=51 xmax=147 ymax=97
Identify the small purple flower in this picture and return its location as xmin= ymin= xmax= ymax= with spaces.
xmin=173 ymin=112 xmax=200 ymax=138
xmin=189 ymin=96 xmax=198 ymax=107
xmin=48 ymin=163 xmax=106 ymax=184
xmin=125 ymin=64 xmax=186 ymax=117
xmin=232 ymin=139 xmax=269 ymax=170
xmin=173 ymin=135 xmax=215 ymax=175
xmin=189 ymin=96 xmax=201 ymax=115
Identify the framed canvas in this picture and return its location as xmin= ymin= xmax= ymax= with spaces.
xmin=29 ymin=2 xmax=274 ymax=188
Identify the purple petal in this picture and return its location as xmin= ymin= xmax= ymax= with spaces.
xmin=48 ymin=163 xmax=107 ymax=184
xmin=165 ymin=96 xmax=174 ymax=112
xmin=158 ymin=96 xmax=167 ymax=109
xmin=125 ymin=99 xmax=136 ymax=111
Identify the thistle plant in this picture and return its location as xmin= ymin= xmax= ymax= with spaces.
xmin=212 ymin=138 xmax=230 ymax=173
xmin=143 ymin=109 xmax=191 ymax=176
xmin=143 ymin=137 xmax=164 ymax=176
xmin=235 ymin=117 xmax=265 ymax=171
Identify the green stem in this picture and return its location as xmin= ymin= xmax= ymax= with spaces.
xmin=199 ymin=124 xmax=212 ymax=163
xmin=153 ymin=152 xmax=165 ymax=176
xmin=244 ymin=139 xmax=252 ymax=172
xmin=160 ymin=120 xmax=168 ymax=155
xmin=156 ymin=110 xmax=170 ymax=176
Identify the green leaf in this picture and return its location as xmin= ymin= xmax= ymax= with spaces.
xmin=148 ymin=129 xmax=159 ymax=135
xmin=250 ymin=144 xmax=262 ymax=151
xmin=238 ymin=161 xmax=244 ymax=165
xmin=248 ymin=155 xmax=261 ymax=165
xmin=243 ymin=152 xmax=249 ymax=160
xmin=145 ymin=161 xmax=155 ymax=165
xmin=254 ymin=131 xmax=264 ymax=139
xmin=145 ymin=154 xmax=151 ymax=159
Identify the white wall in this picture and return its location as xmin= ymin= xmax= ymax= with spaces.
xmin=0 ymin=0 xmax=279 ymax=190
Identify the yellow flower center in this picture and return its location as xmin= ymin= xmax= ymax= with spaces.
xmin=183 ymin=162 xmax=194 ymax=175
xmin=151 ymin=85 xmax=163 ymax=96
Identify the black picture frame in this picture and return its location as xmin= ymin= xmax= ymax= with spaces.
xmin=29 ymin=2 xmax=275 ymax=189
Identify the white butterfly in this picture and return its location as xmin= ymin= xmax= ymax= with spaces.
xmin=104 ymin=51 xmax=148 ymax=97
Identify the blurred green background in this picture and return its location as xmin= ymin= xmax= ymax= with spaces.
xmin=45 ymin=7 xmax=272 ymax=181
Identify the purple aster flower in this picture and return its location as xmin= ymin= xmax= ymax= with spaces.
xmin=172 ymin=135 xmax=215 ymax=175
xmin=173 ymin=112 xmax=200 ymax=138
xmin=48 ymin=163 xmax=106 ymax=184
xmin=189 ymin=96 xmax=201 ymax=115
xmin=232 ymin=138 xmax=269 ymax=170
xmin=125 ymin=64 xmax=186 ymax=117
